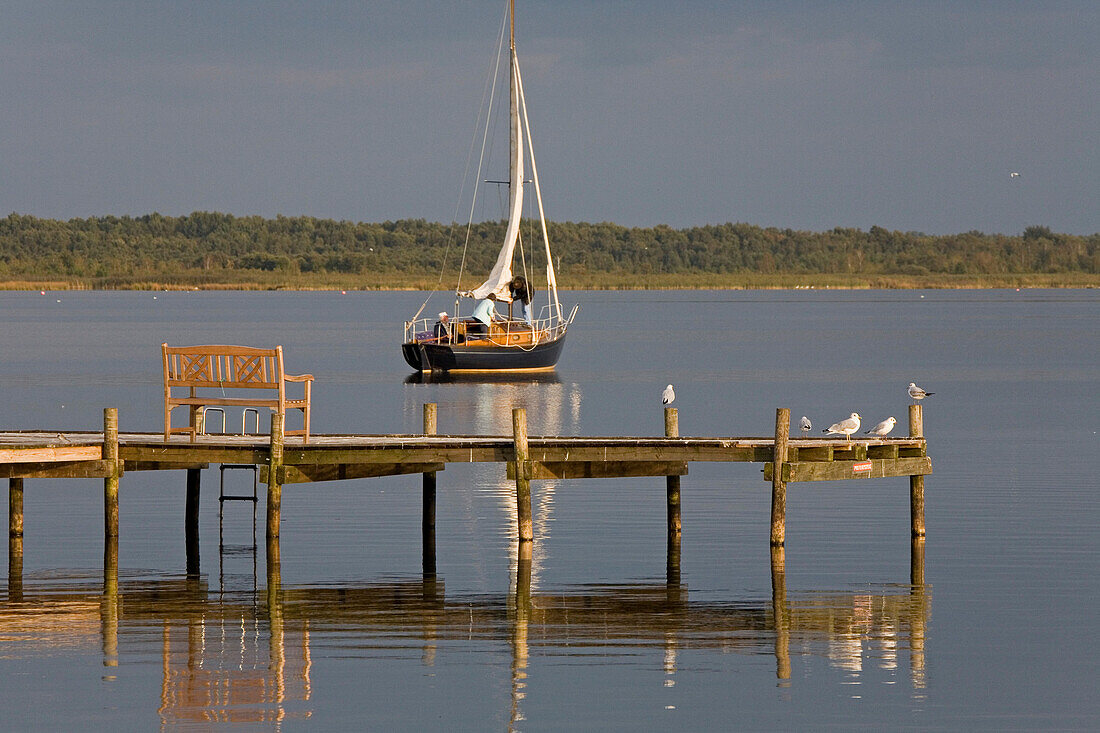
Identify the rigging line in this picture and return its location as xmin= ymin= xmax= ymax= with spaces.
xmin=457 ymin=4 xmax=509 ymax=299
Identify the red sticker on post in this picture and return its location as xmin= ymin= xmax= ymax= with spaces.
xmin=852 ymin=461 xmax=873 ymax=473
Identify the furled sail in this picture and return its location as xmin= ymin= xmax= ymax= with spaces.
xmin=466 ymin=43 xmax=524 ymax=301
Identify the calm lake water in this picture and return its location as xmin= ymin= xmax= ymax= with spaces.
xmin=1 ymin=289 xmax=1097 ymax=730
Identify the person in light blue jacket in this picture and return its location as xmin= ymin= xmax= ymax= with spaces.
xmin=468 ymin=297 xmax=497 ymax=337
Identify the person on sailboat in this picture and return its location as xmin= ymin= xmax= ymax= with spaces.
xmin=468 ymin=297 xmax=498 ymax=337
xmin=433 ymin=312 xmax=450 ymax=343
xmin=509 ymin=276 xmax=534 ymax=325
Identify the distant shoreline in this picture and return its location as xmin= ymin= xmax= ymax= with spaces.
xmin=3 ymin=274 xmax=1096 ymax=291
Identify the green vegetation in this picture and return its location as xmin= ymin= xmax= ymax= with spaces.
xmin=1 ymin=212 xmax=1096 ymax=290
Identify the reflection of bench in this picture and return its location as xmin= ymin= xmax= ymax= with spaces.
xmin=162 ymin=343 xmax=313 ymax=443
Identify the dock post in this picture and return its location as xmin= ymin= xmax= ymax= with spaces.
xmin=770 ymin=408 xmax=790 ymax=546
xmin=103 ymin=408 xmax=120 ymax=540
xmin=664 ymin=407 xmax=682 ymax=536
xmin=8 ymin=478 xmax=22 ymax=539
xmin=909 ymin=404 xmax=926 ymax=538
xmin=512 ymin=408 xmax=533 ymax=542
xmin=185 ymin=468 xmax=201 ymax=575
xmin=266 ymin=412 xmax=285 ymax=541
xmin=422 ymin=403 xmax=438 ymax=577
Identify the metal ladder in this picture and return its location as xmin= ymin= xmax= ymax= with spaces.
xmin=218 ymin=463 xmax=259 ymax=595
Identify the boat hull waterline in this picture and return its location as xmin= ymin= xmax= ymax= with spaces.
xmin=402 ymin=332 xmax=566 ymax=373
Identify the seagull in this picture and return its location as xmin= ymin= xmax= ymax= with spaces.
xmin=864 ymin=416 xmax=896 ymax=437
xmin=823 ymin=413 xmax=861 ymax=442
xmin=799 ymin=416 xmax=812 ymax=434
xmin=662 ymin=384 xmax=675 ymax=405
xmin=1010 ymin=172 xmax=1020 ymax=178
xmin=908 ymin=382 xmax=934 ymax=402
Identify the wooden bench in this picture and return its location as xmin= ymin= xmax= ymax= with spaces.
xmin=162 ymin=343 xmax=314 ymax=443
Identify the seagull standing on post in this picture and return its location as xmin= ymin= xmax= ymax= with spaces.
xmin=662 ymin=384 xmax=675 ymax=405
xmin=824 ymin=413 xmax=861 ymax=442
xmin=908 ymin=382 xmax=934 ymax=403
xmin=800 ymin=416 xmax=812 ymax=435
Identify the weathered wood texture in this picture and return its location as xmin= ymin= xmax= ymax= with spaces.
xmin=269 ymin=462 xmax=446 ymax=484
xmin=509 ymin=460 xmax=687 ymax=480
xmin=266 ymin=412 xmax=284 ymax=540
xmin=0 ymin=445 xmax=102 ymax=463
xmin=513 ymin=408 xmax=533 ymax=542
xmin=770 ymin=408 xmax=790 ymax=546
xmin=9 ymin=478 xmax=23 ymax=538
xmin=909 ymin=404 xmax=926 ymax=537
xmin=665 ymin=407 xmax=682 ymax=536
xmin=162 ymin=343 xmax=313 ymax=442
xmin=1 ymin=460 xmax=114 ymax=479
xmin=764 ymin=457 xmax=933 ymax=483
xmin=103 ymin=408 xmax=120 ymax=539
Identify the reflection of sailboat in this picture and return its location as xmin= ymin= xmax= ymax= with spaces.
xmin=401 ymin=0 xmax=578 ymax=373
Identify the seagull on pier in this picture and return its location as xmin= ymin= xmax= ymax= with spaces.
xmin=864 ymin=416 xmax=896 ymax=437
xmin=662 ymin=384 xmax=676 ymax=405
xmin=824 ymin=413 xmax=861 ymax=442
xmin=800 ymin=416 xmax=812 ymax=434
xmin=908 ymin=382 xmax=934 ymax=402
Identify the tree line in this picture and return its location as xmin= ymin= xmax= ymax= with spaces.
xmin=1 ymin=211 xmax=1096 ymax=287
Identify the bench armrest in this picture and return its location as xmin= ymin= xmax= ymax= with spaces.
xmin=284 ymin=373 xmax=314 ymax=383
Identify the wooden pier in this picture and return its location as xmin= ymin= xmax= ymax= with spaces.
xmin=3 ymin=405 xmax=930 ymax=576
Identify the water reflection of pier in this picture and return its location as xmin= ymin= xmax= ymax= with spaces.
xmin=4 ymin=538 xmax=929 ymax=724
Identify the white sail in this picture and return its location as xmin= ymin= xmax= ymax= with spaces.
xmin=467 ymin=44 xmax=524 ymax=302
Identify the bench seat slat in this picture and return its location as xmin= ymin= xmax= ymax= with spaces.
xmin=168 ymin=397 xmax=282 ymax=408
xmin=166 ymin=380 xmax=281 ymax=390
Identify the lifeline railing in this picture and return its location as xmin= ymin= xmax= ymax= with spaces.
xmin=404 ymin=304 xmax=577 ymax=345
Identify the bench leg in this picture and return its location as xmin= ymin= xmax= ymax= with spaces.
xmin=188 ymin=406 xmax=201 ymax=442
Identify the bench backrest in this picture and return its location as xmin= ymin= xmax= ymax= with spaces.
xmin=162 ymin=344 xmax=286 ymax=390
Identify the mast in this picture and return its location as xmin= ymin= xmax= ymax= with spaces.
xmin=509 ymin=0 xmax=518 ymax=227
xmin=468 ymin=0 xmax=524 ymax=301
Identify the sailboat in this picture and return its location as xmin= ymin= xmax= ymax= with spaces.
xmin=402 ymin=0 xmax=578 ymax=373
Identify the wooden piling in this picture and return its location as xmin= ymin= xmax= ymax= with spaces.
xmin=266 ymin=412 xmax=285 ymax=541
xmin=8 ymin=478 xmax=23 ymax=538
xmin=103 ymin=408 xmax=120 ymax=539
xmin=185 ymin=468 xmax=201 ymax=575
xmin=512 ymin=408 xmax=533 ymax=542
xmin=664 ymin=407 xmax=682 ymax=535
xmin=770 ymin=408 xmax=790 ymax=546
xmin=909 ymin=405 xmax=926 ymax=538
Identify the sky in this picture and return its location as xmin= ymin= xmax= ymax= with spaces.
xmin=2 ymin=0 xmax=1097 ymax=235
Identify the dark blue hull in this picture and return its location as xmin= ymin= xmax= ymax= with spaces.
xmin=402 ymin=332 xmax=567 ymax=372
